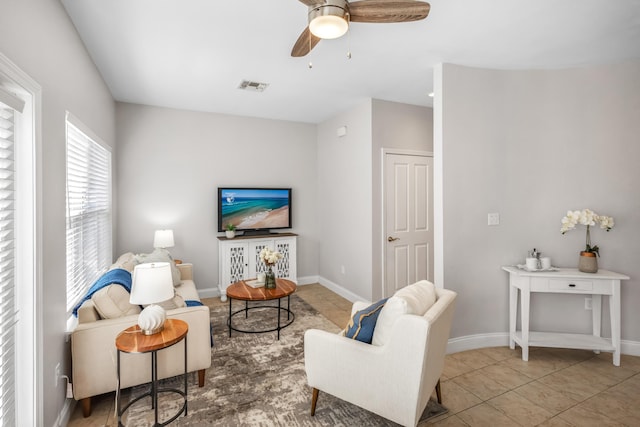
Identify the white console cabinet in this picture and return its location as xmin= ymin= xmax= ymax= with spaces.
xmin=218 ymin=233 xmax=297 ymax=301
xmin=503 ymin=266 xmax=629 ymax=366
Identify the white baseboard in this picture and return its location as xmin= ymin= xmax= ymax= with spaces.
xmin=198 ymin=286 xmax=221 ymax=299
xmin=621 ymin=340 xmax=640 ymax=357
xmin=198 ymin=280 xmax=640 ymax=359
xmin=297 ymin=275 xmax=319 ymax=285
xmin=53 ymin=399 xmax=74 ymax=427
xmin=446 ymin=333 xmax=510 ymax=354
xmin=445 ymin=332 xmax=640 ymax=358
xmin=317 ymin=276 xmax=368 ymax=303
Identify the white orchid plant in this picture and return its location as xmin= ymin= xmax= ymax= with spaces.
xmin=259 ymin=247 xmax=283 ymax=267
xmin=561 ymin=209 xmax=614 ymax=257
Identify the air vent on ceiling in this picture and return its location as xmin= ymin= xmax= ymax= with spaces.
xmin=238 ymin=80 xmax=269 ymax=92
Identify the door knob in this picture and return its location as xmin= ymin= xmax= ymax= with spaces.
xmin=387 ymin=236 xmax=399 ymax=242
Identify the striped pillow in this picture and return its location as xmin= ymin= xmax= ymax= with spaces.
xmin=343 ymin=298 xmax=388 ymax=344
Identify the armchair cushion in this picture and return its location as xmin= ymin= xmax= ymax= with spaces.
xmin=344 ymin=298 xmax=388 ymax=344
xmin=372 ymin=280 xmax=437 ymax=346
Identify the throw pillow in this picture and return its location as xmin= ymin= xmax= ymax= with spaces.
xmin=371 ymin=280 xmax=437 ymax=346
xmin=109 ymin=252 xmax=138 ymax=272
xmin=135 ymin=248 xmax=181 ymax=286
xmin=343 ymin=298 xmax=388 ymax=344
xmin=92 ymin=284 xmax=141 ymax=319
xmin=147 ymin=291 xmax=186 ymax=311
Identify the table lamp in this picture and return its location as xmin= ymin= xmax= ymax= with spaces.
xmin=130 ymin=262 xmax=175 ymax=335
xmin=153 ymin=229 xmax=174 ymax=249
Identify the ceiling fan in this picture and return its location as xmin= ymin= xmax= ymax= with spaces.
xmin=291 ymin=0 xmax=431 ymax=57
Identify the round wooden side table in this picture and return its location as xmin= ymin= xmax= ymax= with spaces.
xmin=226 ymin=278 xmax=297 ymax=340
xmin=115 ymin=318 xmax=188 ymax=426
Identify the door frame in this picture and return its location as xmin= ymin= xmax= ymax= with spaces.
xmin=381 ymin=148 xmax=433 ymax=298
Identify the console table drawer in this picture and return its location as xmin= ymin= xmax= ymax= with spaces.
xmin=549 ymin=279 xmax=592 ymax=292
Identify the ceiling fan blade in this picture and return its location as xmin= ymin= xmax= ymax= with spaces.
xmin=298 ymin=0 xmax=326 ymax=6
xmin=349 ymin=1 xmax=430 ymax=23
xmin=291 ymin=26 xmax=322 ymax=57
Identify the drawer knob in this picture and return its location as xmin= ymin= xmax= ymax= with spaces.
xmin=569 ymin=283 xmax=576 ymax=287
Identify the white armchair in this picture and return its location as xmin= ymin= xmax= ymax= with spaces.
xmin=304 ymin=286 xmax=457 ymax=427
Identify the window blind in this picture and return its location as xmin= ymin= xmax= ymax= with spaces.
xmin=0 ymin=102 xmax=17 ymax=426
xmin=65 ymin=119 xmax=112 ymax=314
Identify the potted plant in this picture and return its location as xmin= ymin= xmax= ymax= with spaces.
xmin=561 ymin=209 xmax=614 ymax=273
xmin=225 ymin=223 xmax=236 ymax=239
xmin=259 ymin=247 xmax=283 ymax=289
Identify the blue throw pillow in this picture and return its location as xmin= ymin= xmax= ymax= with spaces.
xmin=344 ymin=298 xmax=388 ymax=344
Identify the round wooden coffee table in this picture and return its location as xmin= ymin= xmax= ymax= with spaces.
xmin=226 ymin=278 xmax=297 ymax=340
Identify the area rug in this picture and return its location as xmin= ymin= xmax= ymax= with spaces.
xmin=120 ymin=295 xmax=448 ymax=426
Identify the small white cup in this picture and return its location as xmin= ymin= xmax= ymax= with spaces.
xmin=526 ymin=257 xmax=538 ymax=270
xmin=540 ymin=257 xmax=551 ymax=270
xmin=257 ymin=272 xmax=266 ymax=284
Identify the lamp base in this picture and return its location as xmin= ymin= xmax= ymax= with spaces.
xmin=137 ymin=304 xmax=167 ymax=335
xmin=140 ymin=324 xmax=165 ymax=335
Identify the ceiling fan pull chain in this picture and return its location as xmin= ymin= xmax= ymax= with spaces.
xmin=346 ymin=12 xmax=352 ymax=59
xmin=308 ymin=31 xmax=313 ymax=68
xmin=347 ymin=25 xmax=351 ymax=59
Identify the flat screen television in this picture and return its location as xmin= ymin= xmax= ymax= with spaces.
xmin=217 ymin=187 xmax=292 ymax=234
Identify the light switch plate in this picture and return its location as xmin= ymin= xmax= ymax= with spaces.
xmin=488 ymin=213 xmax=500 ymax=226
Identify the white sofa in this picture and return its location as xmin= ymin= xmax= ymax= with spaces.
xmin=71 ymin=262 xmax=212 ymax=417
xmin=305 ymin=283 xmax=457 ymax=427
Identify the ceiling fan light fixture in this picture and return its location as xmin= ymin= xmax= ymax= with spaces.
xmin=309 ymin=5 xmax=349 ymax=40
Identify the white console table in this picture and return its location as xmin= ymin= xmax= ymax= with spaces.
xmin=502 ymin=266 xmax=629 ymax=366
xmin=218 ymin=233 xmax=297 ymax=302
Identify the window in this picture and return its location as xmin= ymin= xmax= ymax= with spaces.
xmin=0 ymin=91 xmax=20 ymax=427
xmin=0 ymin=59 xmax=37 ymax=425
xmin=65 ymin=114 xmax=112 ymax=314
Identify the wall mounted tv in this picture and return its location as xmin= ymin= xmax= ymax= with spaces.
xmin=217 ymin=188 xmax=292 ymax=234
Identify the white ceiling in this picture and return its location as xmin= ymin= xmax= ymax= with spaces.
xmin=61 ymin=0 xmax=640 ymax=124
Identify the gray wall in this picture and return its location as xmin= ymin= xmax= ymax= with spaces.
xmin=115 ymin=103 xmax=319 ymax=290
xmin=371 ymin=100 xmax=433 ymax=300
xmin=315 ymin=99 xmax=433 ymax=301
xmin=317 ymin=100 xmax=374 ymax=300
xmin=436 ymin=62 xmax=640 ymax=343
xmin=0 ymin=1 xmax=116 ymax=425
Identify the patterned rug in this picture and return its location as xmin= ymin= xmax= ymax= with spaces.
xmin=120 ymin=295 xmax=447 ymax=426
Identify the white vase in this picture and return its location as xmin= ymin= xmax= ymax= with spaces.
xmin=225 ymin=230 xmax=235 ymax=239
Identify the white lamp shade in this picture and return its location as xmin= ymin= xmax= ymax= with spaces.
xmin=153 ymin=229 xmax=175 ymax=248
xmin=130 ymin=262 xmax=175 ymax=305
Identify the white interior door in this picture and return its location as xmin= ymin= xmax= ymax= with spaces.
xmin=384 ymin=153 xmax=433 ymax=297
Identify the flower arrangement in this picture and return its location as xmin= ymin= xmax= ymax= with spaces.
xmin=560 ymin=209 xmax=614 ymax=256
xmin=259 ymin=247 xmax=282 ymax=266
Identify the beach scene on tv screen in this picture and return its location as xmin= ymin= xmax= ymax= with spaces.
xmin=221 ymin=189 xmax=290 ymax=230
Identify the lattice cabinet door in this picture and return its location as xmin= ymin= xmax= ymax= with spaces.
xmin=219 ymin=234 xmax=297 ymax=300
xmin=274 ymin=238 xmax=296 ymax=280
xmin=221 ymin=242 xmax=249 ymax=288
xmin=249 ymin=241 xmax=271 ymax=276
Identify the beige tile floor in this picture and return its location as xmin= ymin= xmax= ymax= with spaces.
xmin=68 ymin=284 xmax=640 ymax=426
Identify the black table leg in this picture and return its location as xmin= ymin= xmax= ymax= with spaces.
xmin=228 ymin=297 xmax=232 ymax=337
xmin=277 ymin=297 xmax=282 ymax=340
xmin=152 ymin=350 xmax=158 ymax=424
xmin=184 ymin=335 xmax=188 ymax=416
xmin=117 ymin=350 xmax=121 ymax=426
